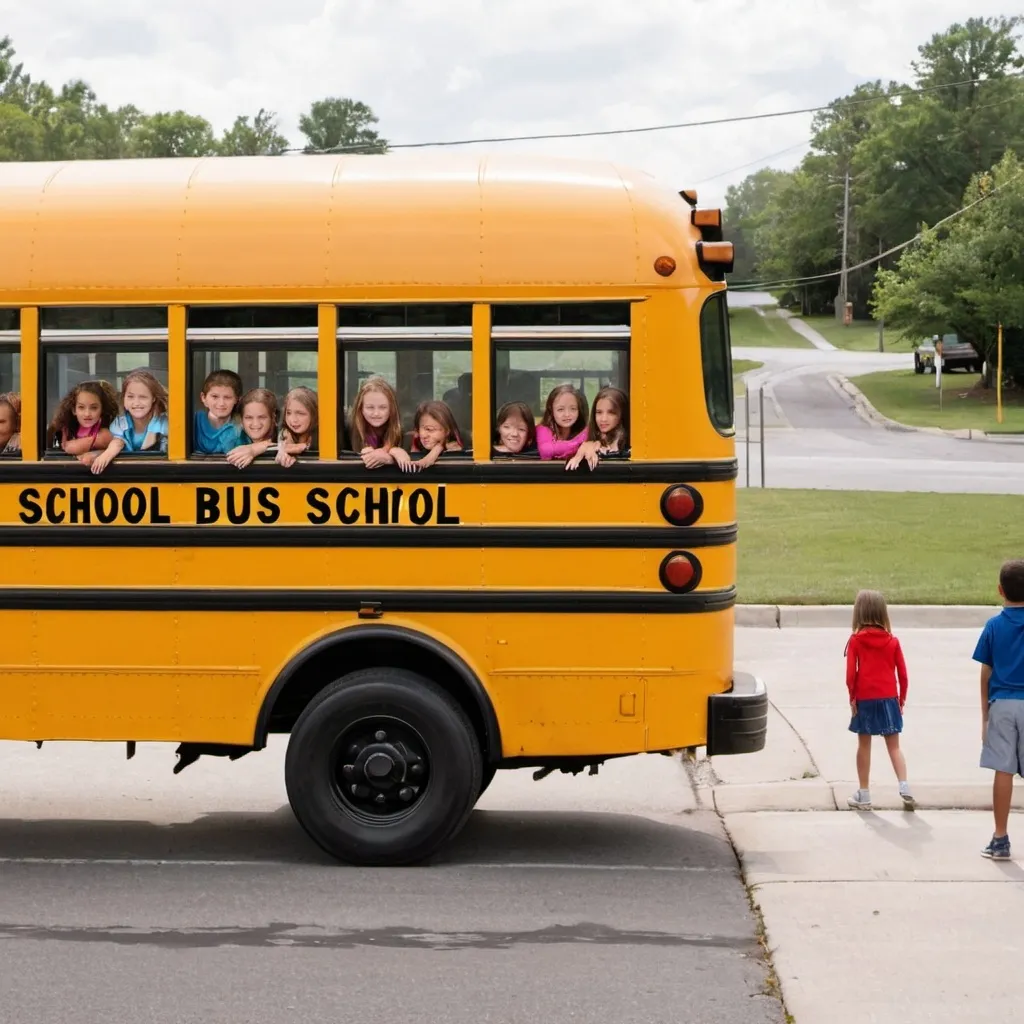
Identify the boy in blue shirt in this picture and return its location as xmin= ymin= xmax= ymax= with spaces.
xmin=193 ymin=369 xmax=244 ymax=454
xmin=974 ymin=559 xmax=1024 ymax=859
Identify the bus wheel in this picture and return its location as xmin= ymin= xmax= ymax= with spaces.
xmin=478 ymin=764 xmax=497 ymax=799
xmin=285 ymin=668 xmax=482 ymax=866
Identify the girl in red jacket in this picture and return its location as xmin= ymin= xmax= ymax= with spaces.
xmin=846 ymin=590 xmax=915 ymax=811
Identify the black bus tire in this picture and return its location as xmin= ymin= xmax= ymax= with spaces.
xmin=285 ymin=667 xmax=483 ymax=866
xmin=478 ymin=764 xmax=497 ymax=799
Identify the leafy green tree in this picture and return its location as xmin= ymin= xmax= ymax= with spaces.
xmin=0 ymin=101 xmax=42 ymax=160
xmin=127 ymin=111 xmax=217 ymax=158
xmin=853 ymin=17 xmax=1024 ymax=250
xmin=752 ymin=159 xmax=845 ymax=313
xmin=218 ymin=108 xmax=289 ymax=156
xmin=724 ymin=167 xmax=790 ymax=280
xmin=0 ymin=35 xmax=28 ymax=106
xmin=726 ymin=17 xmax=1024 ymax=317
xmin=298 ymin=97 xmax=386 ymax=153
xmin=872 ymin=150 xmax=1024 ymax=386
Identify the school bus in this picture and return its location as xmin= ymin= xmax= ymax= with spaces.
xmin=0 ymin=153 xmax=766 ymax=866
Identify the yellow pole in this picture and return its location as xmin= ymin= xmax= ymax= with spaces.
xmin=317 ymin=304 xmax=339 ymax=459
xmin=167 ymin=305 xmax=187 ymax=461
xmin=19 ymin=307 xmax=39 ymax=461
xmin=471 ymin=303 xmax=491 ymax=463
xmin=996 ymin=323 xmax=1004 ymax=425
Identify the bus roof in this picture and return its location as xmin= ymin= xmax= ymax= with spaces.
xmin=0 ymin=153 xmax=712 ymax=305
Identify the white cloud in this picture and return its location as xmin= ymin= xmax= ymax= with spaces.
xmin=0 ymin=0 xmax=1016 ymax=206
xmin=446 ymin=66 xmax=481 ymax=94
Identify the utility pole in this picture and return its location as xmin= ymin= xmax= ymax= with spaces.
xmin=877 ymin=237 xmax=884 ymax=351
xmin=837 ymin=169 xmax=850 ymax=323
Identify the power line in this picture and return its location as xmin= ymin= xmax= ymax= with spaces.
xmin=728 ymin=166 xmax=1024 ymax=291
xmin=690 ymin=140 xmax=810 ymax=185
xmin=291 ymin=71 xmax=1023 ymax=155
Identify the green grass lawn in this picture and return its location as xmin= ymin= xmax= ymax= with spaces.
xmin=732 ymin=359 xmax=763 ymax=398
xmin=852 ymin=368 xmax=1024 ymax=433
xmin=729 ymin=307 xmax=812 ymax=348
xmin=738 ymin=489 xmax=1023 ymax=605
xmin=800 ymin=315 xmax=915 ymax=353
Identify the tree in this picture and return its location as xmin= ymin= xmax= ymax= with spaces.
xmin=724 ymin=167 xmax=790 ymax=280
xmin=0 ymin=102 xmax=42 ymax=161
xmin=218 ymin=108 xmax=289 ymax=156
xmin=725 ymin=17 xmax=1024 ymax=317
xmin=0 ymin=35 xmax=29 ymax=106
xmin=127 ymin=111 xmax=217 ymax=158
xmin=871 ymin=150 xmax=1024 ymax=386
xmin=752 ymin=159 xmax=845 ymax=313
xmin=298 ymin=97 xmax=386 ymax=154
xmin=853 ymin=17 xmax=1024 ymax=250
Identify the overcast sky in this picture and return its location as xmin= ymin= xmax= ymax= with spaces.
xmin=0 ymin=1 xmax=1014 ymax=206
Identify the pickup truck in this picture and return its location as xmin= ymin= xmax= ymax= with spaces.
xmin=914 ymin=333 xmax=982 ymax=374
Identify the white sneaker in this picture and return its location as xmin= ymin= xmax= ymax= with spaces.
xmin=847 ymin=789 xmax=871 ymax=809
xmin=899 ymin=782 xmax=916 ymax=810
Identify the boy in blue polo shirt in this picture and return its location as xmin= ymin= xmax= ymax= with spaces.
xmin=974 ymin=559 xmax=1024 ymax=859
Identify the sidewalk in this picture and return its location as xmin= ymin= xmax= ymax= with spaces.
xmin=709 ymin=625 xmax=1024 ymax=1023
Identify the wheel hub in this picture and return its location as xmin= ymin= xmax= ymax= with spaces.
xmin=335 ymin=723 xmax=429 ymax=816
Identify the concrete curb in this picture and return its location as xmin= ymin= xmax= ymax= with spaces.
xmin=711 ymin=781 xmax=837 ymax=814
xmin=828 ymin=372 xmax=1022 ymax=443
xmin=735 ymin=604 xmax=1001 ymax=629
xmin=709 ymin=780 xmax=1024 ymax=814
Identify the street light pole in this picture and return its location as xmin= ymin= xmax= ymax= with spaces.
xmin=838 ymin=169 xmax=850 ymax=322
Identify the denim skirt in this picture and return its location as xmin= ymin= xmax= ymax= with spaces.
xmin=849 ymin=697 xmax=903 ymax=736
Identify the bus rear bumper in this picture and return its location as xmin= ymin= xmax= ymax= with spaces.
xmin=706 ymin=672 xmax=767 ymax=756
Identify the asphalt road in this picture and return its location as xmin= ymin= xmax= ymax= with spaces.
xmin=0 ymin=743 xmax=785 ymax=1024
xmin=734 ymin=345 xmax=1024 ymax=494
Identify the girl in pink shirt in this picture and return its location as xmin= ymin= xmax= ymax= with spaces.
xmin=50 ymin=380 xmax=118 ymax=467
xmin=535 ymin=384 xmax=588 ymax=461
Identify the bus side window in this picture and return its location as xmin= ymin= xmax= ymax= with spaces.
xmin=490 ymin=303 xmax=631 ymax=462
xmin=187 ymin=307 xmax=319 ymax=459
xmin=338 ymin=304 xmax=473 ymax=459
xmin=0 ymin=315 xmax=19 ymax=460
xmin=40 ymin=307 xmax=169 ymax=461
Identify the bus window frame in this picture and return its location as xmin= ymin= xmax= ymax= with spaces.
xmin=38 ymin=328 xmax=170 ymax=461
xmin=489 ymin=323 xmax=631 ymax=461
xmin=0 ymin=332 xmax=20 ymax=460
xmin=699 ymin=292 xmax=734 ymax=436
xmin=186 ymin=325 xmax=319 ymax=461
xmin=336 ymin=324 xmax=474 ymax=459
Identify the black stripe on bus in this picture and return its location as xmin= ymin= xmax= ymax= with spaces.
xmin=0 ymin=586 xmax=737 ymax=614
xmin=0 ymin=458 xmax=738 ymax=485
xmin=0 ymin=524 xmax=737 ymax=549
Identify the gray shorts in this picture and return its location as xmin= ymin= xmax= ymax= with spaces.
xmin=981 ymin=700 xmax=1024 ymax=776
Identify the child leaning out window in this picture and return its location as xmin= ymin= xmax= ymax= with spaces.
xmin=51 ymin=380 xmax=119 ymax=467
xmin=227 ymin=388 xmax=279 ymax=469
xmin=0 ymin=392 xmax=21 ymax=455
xmin=193 ymin=369 xmax=244 ymax=455
xmin=276 ymin=386 xmax=319 ymax=468
xmin=566 ymin=387 xmax=630 ymax=471
xmin=90 ymin=369 xmax=169 ymax=474
xmin=349 ymin=376 xmax=416 ymax=473
xmin=536 ymin=384 xmax=588 ymax=461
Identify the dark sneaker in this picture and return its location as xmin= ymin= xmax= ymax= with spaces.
xmin=981 ymin=835 xmax=1011 ymax=860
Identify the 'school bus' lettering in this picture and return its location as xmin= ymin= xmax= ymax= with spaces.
xmin=12 ymin=484 xmax=461 ymax=527
xmin=0 ymin=151 xmax=765 ymax=868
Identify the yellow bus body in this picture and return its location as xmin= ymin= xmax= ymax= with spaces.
xmin=0 ymin=153 xmax=765 ymax=864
